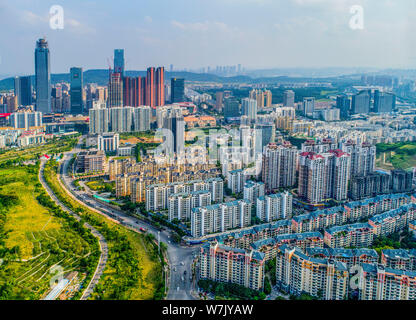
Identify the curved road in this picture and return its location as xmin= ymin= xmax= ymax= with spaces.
xmin=58 ymin=137 xmax=199 ymax=300
xmin=39 ymin=160 xmax=108 ymax=300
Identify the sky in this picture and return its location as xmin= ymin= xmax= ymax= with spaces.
xmin=0 ymin=0 xmax=415 ymax=75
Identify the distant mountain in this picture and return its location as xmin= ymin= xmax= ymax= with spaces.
xmin=0 ymin=69 xmax=254 ymax=91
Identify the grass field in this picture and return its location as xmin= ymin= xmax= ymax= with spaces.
xmin=85 ymin=179 xmax=115 ymax=193
xmin=376 ymin=142 xmax=416 ymax=170
xmin=0 ymin=164 xmax=99 ymax=300
xmin=44 ymin=160 xmax=165 ymax=300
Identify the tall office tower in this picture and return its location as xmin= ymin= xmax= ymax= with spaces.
xmin=133 ymin=106 xmax=151 ymax=132
xmin=223 ymin=97 xmax=240 ymax=118
xmin=336 ymin=94 xmax=351 ymax=119
xmin=262 ymin=142 xmax=298 ymax=192
xmin=352 ymin=90 xmax=371 ymax=114
xmin=123 ymin=76 xmax=144 ymax=107
xmin=145 ymin=67 xmax=155 ymax=108
xmin=35 ymin=38 xmax=51 ymax=114
xmin=85 ymin=83 xmax=95 ymax=110
xmin=156 ymin=67 xmax=165 ymax=107
xmin=108 ymin=72 xmax=123 ymax=107
xmin=374 ymin=90 xmax=396 ymax=113
xmin=14 ymin=76 xmax=32 ymax=106
xmin=110 ymin=107 xmax=133 ymax=133
xmin=114 ymin=49 xmax=125 ymax=76
xmin=70 ymin=67 xmax=84 ymax=115
xmin=89 ymin=107 xmax=109 ymax=134
xmin=283 ymin=90 xmax=295 ymax=107
xmin=341 ymin=141 xmax=376 ymax=177
xmin=171 ymin=78 xmax=185 ymax=103
xmin=163 ymin=108 xmax=185 ymax=154
xmin=241 ymin=98 xmax=257 ymax=123
xmin=303 ymin=97 xmax=315 ymax=117
xmin=215 ymin=91 xmax=224 ymax=112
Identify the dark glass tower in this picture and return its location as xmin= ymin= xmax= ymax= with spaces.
xmin=70 ymin=67 xmax=84 ymax=114
xmin=114 ymin=49 xmax=125 ymax=77
xmin=14 ymin=76 xmax=33 ymax=106
xmin=171 ymin=78 xmax=185 ymax=103
xmin=35 ymin=38 xmax=51 ymax=114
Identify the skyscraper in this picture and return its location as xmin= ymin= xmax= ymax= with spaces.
xmin=163 ymin=108 xmax=185 ymax=155
xmin=108 ymin=72 xmax=123 ymax=107
xmin=171 ymin=78 xmax=185 ymax=103
xmin=156 ymin=67 xmax=165 ymax=107
xmin=223 ymin=97 xmax=240 ymax=118
xmin=352 ymin=90 xmax=371 ymax=114
xmin=35 ymin=38 xmax=51 ymax=114
xmin=336 ymin=95 xmax=351 ymax=119
xmin=123 ymin=76 xmax=144 ymax=107
xmin=241 ymin=98 xmax=257 ymax=122
xmin=114 ymin=49 xmax=125 ymax=76
xmin=14 ymin=76 xmax=32 ymax=106
xmin=70 ymin=67 xmax=84 ymax=114
xmin=145 ymin=67 xmax=155 ymax=108
xmin=374 ymin=90 xmax=396 ymax=113
xmin=283 ymin=90 xmax=295 ymax=107
xmin=215 ymin=92 xmax=224 ymax=112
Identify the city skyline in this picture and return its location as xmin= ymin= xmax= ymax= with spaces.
xmin=1 ymin=0 xmax=416 ymax=76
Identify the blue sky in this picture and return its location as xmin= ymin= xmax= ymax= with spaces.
xmin=0 ymin=0 xmax=415 ymax=75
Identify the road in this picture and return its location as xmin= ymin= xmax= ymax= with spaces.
xmin=57 ymin=136 xmax=199 ymax=300
xmin=38 ymin=160 xmax=109 ymax=300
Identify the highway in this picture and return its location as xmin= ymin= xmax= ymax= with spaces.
xmin=57 ymin=137 xmax=199 ymax=300
xmin=38 ymin=160 xmax=109 ymax=300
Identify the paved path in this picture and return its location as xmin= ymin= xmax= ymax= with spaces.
xmin=39 ymin=160 xmax=108 ymax=300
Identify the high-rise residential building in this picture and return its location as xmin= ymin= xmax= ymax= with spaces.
xmin=191 ymin=200 xmax=252 ymax=237
xmin=199 ymin=242 xmax=265 ymax=291
xmin=262 ymin=142 xmax=298 ymax=192
xmin=256 ymin=192 xmax=293 ymax=222
xmin=241 ymin=98 xmax=257 ymax=122
xmin=70 ymin=67 xmax=84 ymax=115
xmin=145 ymin=67 xmax=155 ymax=108
xmin=352 ymin=90 xmax=371 ymax=114
xmin=123 ymin=76 xmax=144 ymax=107
xmin=341 ymin=141 xmax=376 ymax=177
xmin=374 ymin=90 xmax=396 ymax=113
xmin=171 ymin=78 xmax=185 ymax=103
xmin=215 ymin=91 xmax=224 ymax=112
xmin=133 ymin=106 xmax=151 ymax=132
xmin=35 ymin=38 xmax=51 ymax=114
xmin=303 ymin=97 xmax=315 ymax=117
xmin=223 ymin=97 xmax=240 ymax=118
xmin=156 ymin=67 xmax=165 ymax=107
xmin=114 ymin=49 xmax=125 ymax=76
xmin=243 ymin=180 xmax=265 ymax=203
xmin=336 ymin=94 xmax=351 ymax=119
xmin=283 ymin=90 xmax=295 ymax=107
xmin=110 ymin=106 xmax=133 ymax=133
xmin=14 ymin=76 xmax=32 ymax=106
xmin=108 ymin=72 xmax=123 ymax=107
xmin=162 ymin=107 xmax=185 ymax=154
xmin=227 ymin=169 xmax=246 ymax=194
xmin=89 ymin=107 xmax=110 ymax=134
xmin=298 ymin=150 xmax=351 ymax=204
xmin=249 ymin=89 xmax=272 ymax=108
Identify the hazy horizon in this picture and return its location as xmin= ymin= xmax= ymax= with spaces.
xmin=1 ymin=0 xmax=416 ymax=75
